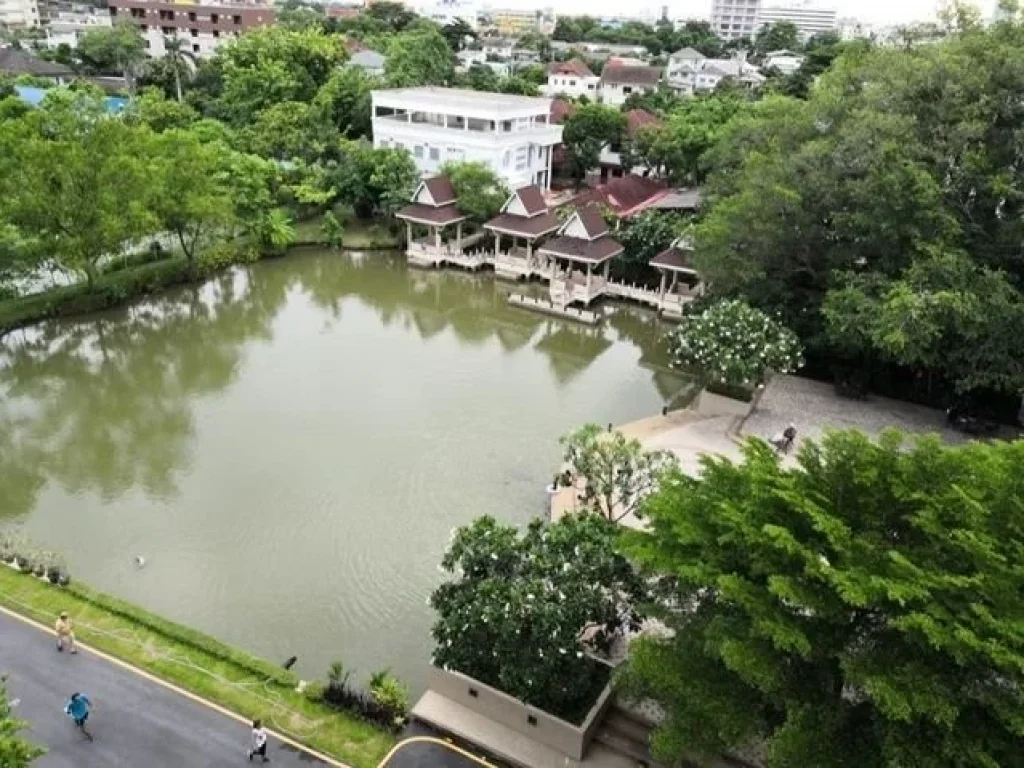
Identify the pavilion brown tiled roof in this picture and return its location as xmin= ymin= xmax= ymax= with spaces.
xmin=422 ymin=177 xmax=457 ymax=206
xmin=539 ymin=235 xmax=623 ymax=264
xmin=650 ymin=245 xmax=697 ymax=272
xmin=547 ymin=58 xmax=595 ymax=78
xmin=484 ymin=211 xmax=561 ymax=238
xmin=570 ymin=175 xmax=669 ymax=218
xmin=550 ymin=98 xmax=575 ymax=125
xmin=395 ymin=203 xmax=467 ymax=226
xmin=514 ymin=185 xmax=547 ymax=217
xmin=575 ymin=205 xmax=609 ymax=239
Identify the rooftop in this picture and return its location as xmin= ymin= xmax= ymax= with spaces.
xmin=570 ymin=175 xmax=669 ymax=218
xmin=349 ymin=50 xmax=385 ymax=68
xmin=625 ymin=108 xmax=660 ymax=136
xmin=547 ymin=58 xmax=595 ymax=78
xmin=600 ymin=65 xmax=662 ymax=87
xmin=0 ymin=48 xmax=73 ymax=77
xmin=372 ymin=87 xmax=551 ymax=114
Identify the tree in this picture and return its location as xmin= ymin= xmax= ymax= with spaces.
xmin=461 ymin=63 xmax=499 ymax=92
xmin=0 ymin=677 xmax=44 ymax=767
xmin=241 ymin=101 xmax=337 ymax=162
xmin=559 ymin=423 xmax=676 ymax=524
xmin=249 ymin=208 xmax=295 ymax=255
xmin=614 ymin=211 xmax=687 ymax=284
xmin=670 ymin=299 xmax=804 ymax=388
xmin=364 ymin=1 xmax=416 ymax=33
xmin=384 ymin=26 xmax=454 ymax=87
xmin=633 ymin=93 xmax=750 ymax=184
xmin=0 ymin=91 xmax=156 ymax=287
xmin=161 ymin=35 xmax=194 ymax=103
xmin=753 ymin=21 xmax=801 ymax=60
xmin=618 ymin=430 xmax=1024 ymax=767
xmin=76 ymin=20 xmax=146 ymax=89
xmin=126 ymin=88 xmax=199 ymax=132
xmin=321 ymin=210 xmax=344 ymax=249
xmin=441 ymin=18 xmax=475 ymax=51
xmin=439 ymin=161 xmax=508 ymax=223
xmin=334 ymin=140 xmax=418 ymax=219
xmin=148 ymin=128 xmax=236 ymax=264
xmin=561 ymin=104 xmax=626 ymax=188
xmin=213 ymin=27 xmax=345 ymax=125
xmin=313 ymin=66 xmax=376 ymax=139
xmin=431 ymin=514 xmax=647 ymax=720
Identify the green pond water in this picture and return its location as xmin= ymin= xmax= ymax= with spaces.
xmin=0 ymin=248 xmax=692 ymax=694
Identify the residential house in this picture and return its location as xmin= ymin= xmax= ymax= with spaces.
xmin=598 ymin=64 xmax=661 ymax=107
xmin=570 ymin=174 xmax=672 ymax=218
xmin=371 ymin=86 xmax=563 ymax=190
xmin=764 ymin=49 xmax=805 ymax=74
xmin=543 ymin=58 xmax=598 ymax=99
xmin=0 ymin=0 xmax=40 ymax=27
xmin=348 ymin=49 xmax=385 ymax=77
xmin=0 ymin=47 xmax=72 ymax=81
xmin=599 ymin=108 xmax=660 ymax=179
xmin=666 ymin=47 xmax=764 ymax=95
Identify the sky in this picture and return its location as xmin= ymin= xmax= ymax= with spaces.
xmin=478 ymin=0 xmax=1000 ymax=28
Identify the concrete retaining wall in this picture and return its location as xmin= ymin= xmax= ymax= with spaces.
xmin=427 ymin=666 xmax=615 ymax=760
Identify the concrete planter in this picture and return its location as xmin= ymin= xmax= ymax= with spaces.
xmin=425 ymin=666 xmax=616 ymax=761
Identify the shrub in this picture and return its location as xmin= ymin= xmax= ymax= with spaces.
xmin=368 ymin=669 xmax=409 ymax=718
xmin=320 ymin=661 xmax=408 ymax=732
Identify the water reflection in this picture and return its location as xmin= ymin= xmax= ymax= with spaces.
xmin=0 ymin=270 xmax=290 ymax=515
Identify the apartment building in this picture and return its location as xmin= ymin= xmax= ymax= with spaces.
xmin=755 ymin=1 xmax=837 ymax=41
xmin=490 ymin=7 xmax=547 ymax=36
xmin=711 ymin=0 xmax=761 ymax=41
xmin=107 ymin=0 xmax=274 ymax=58
xmin=43 ymin=7 xmax=112 ymax=49
xmin=0 ymin=0 xmax=40 ymax=27
xmin=371 ymin=87 xmax=563 ymax=190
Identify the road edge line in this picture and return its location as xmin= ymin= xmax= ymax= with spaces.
xmin=0 ymin=603 xmax=350 ymax=768
xmin=378 ymin=735 xmax=494 ymax=768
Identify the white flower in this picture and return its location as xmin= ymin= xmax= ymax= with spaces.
xmin=576 ymin=651 xmax=584 ymax=659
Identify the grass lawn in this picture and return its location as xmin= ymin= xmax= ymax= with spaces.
xmin=0 ymin=567 xmax=395 ymax=768
xmin=293 ymin=209 xmax=401 ymax=250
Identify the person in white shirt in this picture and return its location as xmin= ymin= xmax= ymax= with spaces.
xmin=247 ymin=719 xmax=269 ymax=762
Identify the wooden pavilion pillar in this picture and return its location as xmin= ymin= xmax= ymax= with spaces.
xmin=434 ymin=225 xmax=441 ymax=254
xmin=602 ymin=260 xmax=611 ymax=280
xmin=526 ymin=238 xmax=533 ymax=267
xmin=405 ymin=221 xmax=412 ymax=246
xmin=586 ymin=262 xmax=593 ymax=294
xmin=456 ymin=221 xmax=463 ymax=253
xmin=658 ymin=270 xmax=667 ymax=304
xmin=495 ymin=232 xmax=502 ymax=257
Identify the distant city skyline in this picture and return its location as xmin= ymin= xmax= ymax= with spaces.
xmin=471 ymin=0 xmax=1001 ymax=28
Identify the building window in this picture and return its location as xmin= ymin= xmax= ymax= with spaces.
xmin=233 ymin=14 xmax=241 ymax=24
xmin=515 ymin=147 xmax=527 ymax=171
xmin=210 ymin=12 xmax=219 ymax=22
xmin=429 ymin=147 xmax=440 ymax=161
xmin=623 ymin=86 xmax=633 ymax=94
xmin=190 ymin=28 xmax=197 ymax=36
xmin=213 ymin=29 xmax=219 ymax=37
xmin=161 ymin=26 xmax=172 ymax=34
xmin=188 ymin=11 xmax=195 ymax=21
xmin=158 ymin=9 xmax=173 ymax=20
xmin=192 ymin=43 xmax=200 ymax=53
xmin=414 ymin=145 xmax=424 ymax=159
xmin=502 ymin=150 xmax=511 ymax=168
xmin=108 ymin=6 xmax=116 ymax=16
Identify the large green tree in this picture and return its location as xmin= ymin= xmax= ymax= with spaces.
xmin=76 ymin=20 xmax=147 ymax=88
xmin=618 ymin=430 xmax=1024 ymax=767
xmin=0 ymin=91 xmax=156 ymax=287
xmin=694 ymin=17 xmax=1024 ymax=398
xmin=383 ymin=25 xmax=454 ymax=87
xmin=439 ymin=161 xmax=508 ymax=223
xmin=431 ymin=514 xmax=647 ymax=721
xmin=334 ymin=140 xmax=418 ymax=219
xmin=561 ymin=104 xmax=626 ymax=188
xmin=314 ymin=66 xmax=376 ymax=139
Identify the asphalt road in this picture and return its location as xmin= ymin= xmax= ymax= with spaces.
xmin=0 ymin=609 xmax=327 ymax=767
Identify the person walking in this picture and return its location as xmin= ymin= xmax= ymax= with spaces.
xmin=247 ymin=719 xmax=269 ymax=762
xmin=55 ymin=612 xmax=77 ymax=654
xmin=64 ymin=692 xmax=93 ymax=741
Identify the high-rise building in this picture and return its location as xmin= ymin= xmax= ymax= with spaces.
xmin=711 ymin=0 xmax=762 ymax=41
xmin=755 ymin=1 xmax=838 ymax=41
xmin=0 ymin=0 xmax=40 ymax=28
xmin=106 ymin=0 xmax=274 ymax=58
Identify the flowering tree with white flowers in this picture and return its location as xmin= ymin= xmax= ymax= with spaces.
xmin=430 ymin=514 xmax=647 ymax=721
xmin=671 ymin=299 xmax=804 ymax=389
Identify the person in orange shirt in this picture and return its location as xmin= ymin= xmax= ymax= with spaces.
xmin=55 ymin=612 xmax=77 ymax=654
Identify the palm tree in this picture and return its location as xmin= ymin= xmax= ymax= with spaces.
xmin=252 ymin=209 xmax=296 ymax=256
xmin=162 ymin=36 xmax=194 ymax=103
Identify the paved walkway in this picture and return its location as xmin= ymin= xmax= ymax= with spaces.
xmin=0 ymin=609 xmax=328 ymax=767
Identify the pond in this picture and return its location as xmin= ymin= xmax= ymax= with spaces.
xmin=0 ymin=248 xmax=693 ymax=694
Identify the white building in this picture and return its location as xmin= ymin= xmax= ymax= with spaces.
xmin=666 ymin=47 xmax=764 ymax=95
xmin=755 ymin=1 xmax=838 ymax=41
xmin=43 ymin=8 xmax=112 ymax=49
xmin=543 ymin=58 xmax=599 ymax=99
xmin=764 ymin=49 xmax=804 ymax=74
xmin=349 ymin=49 xmax=385 ymax=77
xmin=0 ymin=0 xmax=40 ymax=27
xmin=415 ymin=0 xmax=478 ymax=29
xmin=371 ymin=87 xmax=563 ymax=190
xmin=711 ymin=0 xmax=761 ymax=41
xmin=598 ymin=64 xmax=662 ymax=107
